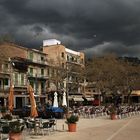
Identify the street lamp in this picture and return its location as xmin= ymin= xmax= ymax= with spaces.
xmin=66 ymin=65 xmax=69 ymax=110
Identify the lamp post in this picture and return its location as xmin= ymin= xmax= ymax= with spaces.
xmin=66 ymin=64 xmax=69 ymax=111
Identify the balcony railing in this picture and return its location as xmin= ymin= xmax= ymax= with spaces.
xmin=27 ymin=73 xmax=49 ymax=79
xmin=0 ymin=86 xmax=10 ymax=92
xmin=27 ymin=59 xmax=48 ymax=66
xmin=1 ymin=68 xmax=11 ymax=74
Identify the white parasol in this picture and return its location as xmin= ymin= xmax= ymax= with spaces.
xmin=62 ymin=92 xmax=67 ymax=106
xmin=53 ymin=92 xmax=58 ymax=107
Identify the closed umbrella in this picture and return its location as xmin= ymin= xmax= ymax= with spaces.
xmin=62 ymin=92 xmax=67 ymax=106
xmin=53 ymin=92 xmax=58 ymax=107
xmin=8 ymin=84 xmax=14 ymax=112
xmin=27 ymin=85 xmax=38 ymax=118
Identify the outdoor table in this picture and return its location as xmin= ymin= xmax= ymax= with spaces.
xmin=0 ymin=119 xmax=18 ymax=123
xmin=12 ymin=115 xmax=19 ymax=119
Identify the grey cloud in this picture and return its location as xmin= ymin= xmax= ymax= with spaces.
xmin=83 ymin=42 xmax=140 ymax=58
xmin=0 ymin=0 xmax=140 ymax=58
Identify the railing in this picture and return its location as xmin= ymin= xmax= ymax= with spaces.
xmin=0 ymin=87 xmax=10 ymax=92
xmin=27 ymin=59 xmax=48 ymax=65
xmin=27 ymin=73 xmax=49 ymax=79
xmin=1 ymin=68 xmax=11 ymax=73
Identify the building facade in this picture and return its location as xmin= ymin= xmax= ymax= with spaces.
xmin=0 ymin=40 xmax=86 ymax=108
xmin=42 ymin=39 xmax=85 ymax=106
xmin=0 ymin=43 xmax=49 ymax=108
xmin=0 ymin=43 xmax=28 ymax=107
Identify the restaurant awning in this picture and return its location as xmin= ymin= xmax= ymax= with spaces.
xmin=86 ymin=97 xmax=94 ymax=101
xmin=131 ymin=90 xmax=140 ymax=96
xmin=73 ymin=97 xmax=84 ymax=101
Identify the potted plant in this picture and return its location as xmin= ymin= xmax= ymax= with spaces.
xmin=9 ymin=120 xmax=25 ymax=140
xmin=66 ymin=114 xmax=79 ymax=132
xmin=109 ymin=105 xmax=117 ymax=120
xmin=2 ymin=113 xmax=13 ymax=120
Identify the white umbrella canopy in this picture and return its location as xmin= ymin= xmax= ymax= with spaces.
xmin=53 ymin=92 xmax=58 ymax=107
xmin=62 ymin=92 xmax=67 ymax=106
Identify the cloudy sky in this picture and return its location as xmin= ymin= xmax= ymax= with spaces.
xmin=0 ymin=0 xmax=140 ymax=58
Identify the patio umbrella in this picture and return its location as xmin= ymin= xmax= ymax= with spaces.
xmin=8 ymin=84 xmax=14 ymax=112
xmin=27 ymin=85 xmax=38 ymax=118
xmin=53 ymin=92 xmax=58 ymax=107
xmin=62 ymin=92 xmax=67 ymax=106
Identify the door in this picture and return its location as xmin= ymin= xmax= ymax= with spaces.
xmin=16 ymin=97 xmax=22 ymax=109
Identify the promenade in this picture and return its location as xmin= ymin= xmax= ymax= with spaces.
xmin=25 ymin=115 xmax=140 ymax=140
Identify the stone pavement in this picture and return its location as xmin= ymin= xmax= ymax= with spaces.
xmin=24 ymin=115 xmax=140 ymax=140
xmin=24 ymin=116 xmax=115 ymax=140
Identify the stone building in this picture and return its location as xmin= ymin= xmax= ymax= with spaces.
xmin=42 ymin=39 xmax=85 ymax=106
xmin=0 ymin=40 xmax=86 ymax=108
xmin=0 ymin=42 xmax=49 ymax=108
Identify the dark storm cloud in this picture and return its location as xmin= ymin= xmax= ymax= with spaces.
xmin=0 ymin=0 xmax=140 ymax=58
xmin=83 ymin=41 xmax=140 ymax=58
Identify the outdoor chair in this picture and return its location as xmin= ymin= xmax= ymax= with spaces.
xmin=39 ymin=121 xmax=52 ymax=136
xmin=89 ymin=107 xmax=96 ymax=118
xmin=25 ymin=120 xmax=35 ymax=134
xmin=49 ymin=119 xmax=57 ymax=131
